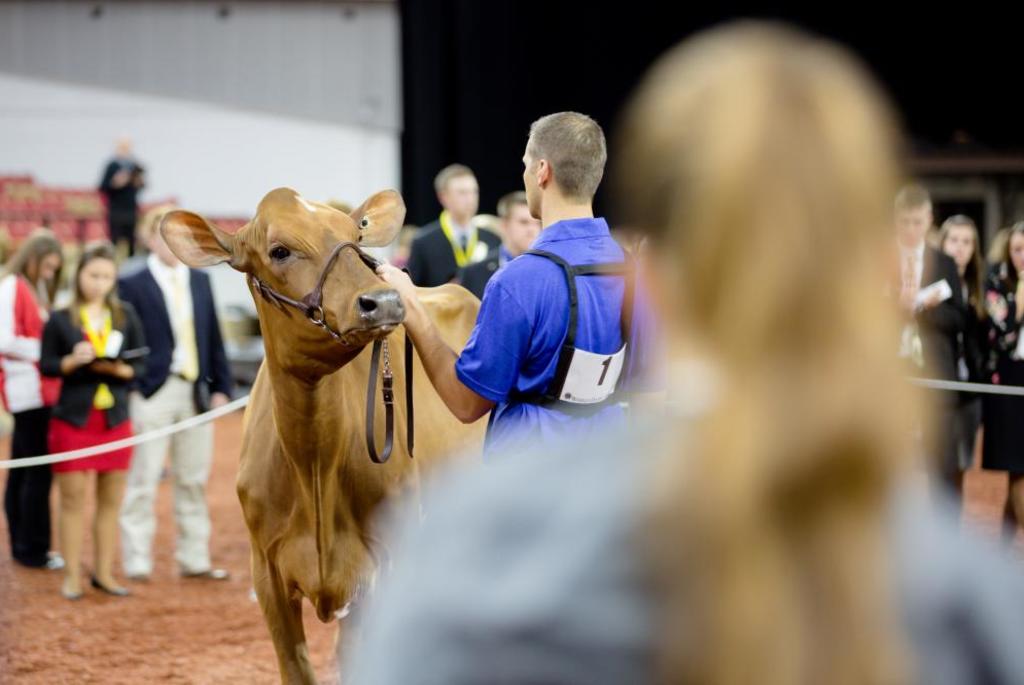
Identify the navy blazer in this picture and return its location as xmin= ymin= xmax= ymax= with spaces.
xmin=407 ymin=220 xmax=502 ymax=288
xmin=457 ymin=249 xmax=500 ymax=300
xmin=118 ymin=265 xmax=233 ymax=400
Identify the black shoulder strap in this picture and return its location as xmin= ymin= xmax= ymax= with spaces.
xmin=517 ymin=250 xmax=634 ymax=406
xmin=525 ymin=250 xmax=578 ymax=402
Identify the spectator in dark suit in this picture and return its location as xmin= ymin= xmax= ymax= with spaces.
xmin=457 ymin=191 xmax=542 ymax=299
xmin=117 ymin=207 xmax=233 ymax=581
xmin=406 ymin=165 xmax=501 ymax=287
xmin=894 ymin=184 xmax=966 ymax=495
xmin=98 ymin=137 xmax=146 ymax=258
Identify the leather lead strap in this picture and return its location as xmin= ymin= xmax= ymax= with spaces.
xmin=405 ymin=331 xmax=415 ymax=458
xmin=365 ymin=339 xmax=394 ymax=464
xmin=364 ymin=335 xmax=415 ymax=464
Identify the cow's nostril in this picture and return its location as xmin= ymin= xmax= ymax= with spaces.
xmin=358 ymin=295 xmax=379 ymax=313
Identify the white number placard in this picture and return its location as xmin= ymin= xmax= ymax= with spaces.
xmin=559 ymin=344 xmax=627 ymax=404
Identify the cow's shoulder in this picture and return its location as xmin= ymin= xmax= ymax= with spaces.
xmin=416 ymin=283 xmax=481 ymax=349
xmin=237 ymin=366 xmax=289 ymax=532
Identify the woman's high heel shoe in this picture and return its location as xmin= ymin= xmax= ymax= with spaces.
xmin=90 ymin=575 xmax=130 ymax=597
xmin=60 ymin=581 xmax=83 ymax=601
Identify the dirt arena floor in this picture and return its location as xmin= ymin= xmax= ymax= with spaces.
xmin=0 ymin=412 xmax=337 ymax=685
xmin=0 ymin=413 xmax=1018 ymax=684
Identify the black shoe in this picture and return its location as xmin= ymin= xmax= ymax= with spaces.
xmin=90 ymin=575 xmax=130 ymax=596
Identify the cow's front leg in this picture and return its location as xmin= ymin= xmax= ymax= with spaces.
xmin=252 ymin=548 xmax=318 ymax=685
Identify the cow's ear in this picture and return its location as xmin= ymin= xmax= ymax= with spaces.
xmin=351 ymin=190 xmax=405 ymax=247
xmin=160 ymin=211 xmax=249 ymax=271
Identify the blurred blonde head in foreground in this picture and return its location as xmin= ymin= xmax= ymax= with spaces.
xmin=616 ymin=22 xmax=921 ymax=685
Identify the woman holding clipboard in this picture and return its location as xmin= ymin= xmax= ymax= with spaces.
xmin=41 ymin=242 xmax=146 ymax=600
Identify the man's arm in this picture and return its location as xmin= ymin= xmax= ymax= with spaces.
xmin=378 ymin=264 xmax=493 ymax=423
xmin=916 ymin=254 xmax=966 ymax=335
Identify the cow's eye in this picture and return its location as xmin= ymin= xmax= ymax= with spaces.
xmin=269 ymin=246 xmax=291 ymax=262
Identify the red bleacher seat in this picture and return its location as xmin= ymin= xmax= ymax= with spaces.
xmin=49 ymin=220 xmax=77 ymax=242
xmin=83 ymin=220 xmax=107 ymax=242
xmin=8 ymin=221 xmax=39 ymax=240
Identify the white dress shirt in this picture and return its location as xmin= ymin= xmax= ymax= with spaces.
xmin=147 ymin=253 xmax=195 ymax=378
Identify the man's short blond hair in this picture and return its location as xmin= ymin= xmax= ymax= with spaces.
xmin=496 ymin=191 xmax=528 ymax=219
xmin=894 ymin=183 xmax=932 ymax=212
xmin=526 ymin=112 xmax=607 ymax=202
xmin=434 ymin=164 xmax=476 ymax=195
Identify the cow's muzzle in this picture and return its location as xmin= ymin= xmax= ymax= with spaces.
xmin=357 ymin=288 xmax=405 ymax=328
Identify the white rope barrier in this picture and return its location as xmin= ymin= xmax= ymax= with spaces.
xmin=907 ymin=378 xmax=1024 ymax=397
xmin=0 ymin=377 xmax=1017 ymax=471
xmin=0 ymin=395 xmax=249 ymax=470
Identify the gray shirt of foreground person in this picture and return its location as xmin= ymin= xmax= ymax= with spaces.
xmin=342 ymin=423 xmax=1024 ymax=685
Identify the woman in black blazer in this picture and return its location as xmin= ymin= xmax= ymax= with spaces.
xmin=980 ymin=223 xmax=1024 ymax=543
xmin=939 ymin=216 xmax=986 ymax=509
xmin=41 ymin=243 xmax=145 ymax=600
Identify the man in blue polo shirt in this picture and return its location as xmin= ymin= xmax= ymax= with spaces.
xmin=379 ymin=111 xmax=647 ymax=457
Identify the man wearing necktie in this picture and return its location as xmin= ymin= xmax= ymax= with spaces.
xmin=406 ymin=164 xmax=502 ymax=287
xmin=458 ymin=191 xmax=543 ymax=300
xmin=117 ymin=208 xmax=234 ymax=581
xmin=893 ymin=183 xmax=966 ymax=497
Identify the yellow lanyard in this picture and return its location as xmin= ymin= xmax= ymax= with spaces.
xmin=80 ymin=307 xmax=115 ymax=410
xmin=439 ymin=211 xmax=478 ymax=268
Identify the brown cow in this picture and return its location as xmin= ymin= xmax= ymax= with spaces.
xmin=160 ymin=188 xmax=485 ymax=684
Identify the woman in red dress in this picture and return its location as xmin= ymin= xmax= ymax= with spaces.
xmin=41 ymin=243 xmax=145 ymax=599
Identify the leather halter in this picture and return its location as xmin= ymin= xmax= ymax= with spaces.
xmin=248 ymin=241 xmax=378 ymax=345
xmin=248 ymin=241 xmax=414 ymax=464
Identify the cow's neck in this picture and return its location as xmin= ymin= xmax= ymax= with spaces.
xmin=265 ymin=343 xmax=377 ymax=587
xmin=265 ymin=347 xmax=367 ymax=477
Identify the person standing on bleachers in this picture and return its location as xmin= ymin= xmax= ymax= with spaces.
xmin=99 ymin=137 xmax=146 ymax=258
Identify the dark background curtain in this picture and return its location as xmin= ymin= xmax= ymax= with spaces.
xmin=401 ymin=1 xmax=1022 ymax=225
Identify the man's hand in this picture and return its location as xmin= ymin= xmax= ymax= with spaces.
xmin=377 ymin=263 xmax=427 ymax=330
xmin=375 ymin=262 xmax=493 ymax=424
xmin=210 ymin=392 xmax=230 ymax=410
xmin=920 ymin=289 xmax=944 ymax=310
xmin=376 ymin=263 xmax=417 ymax=302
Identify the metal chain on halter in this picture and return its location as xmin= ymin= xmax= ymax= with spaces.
xmin=380 ymin=339 xmax=394 ymax=405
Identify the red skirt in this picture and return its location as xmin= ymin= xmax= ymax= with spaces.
xmin=50 ymin=408 xmax=133 ymax=473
